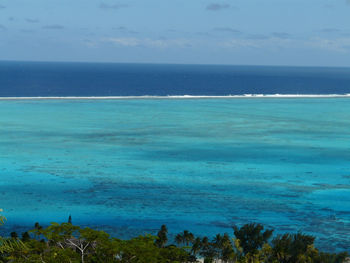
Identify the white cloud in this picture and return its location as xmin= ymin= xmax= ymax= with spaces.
xmin=104 ymin=37 xmax=191 ymax=48
xmin=220 ymin=36 xmax=350 ymax=53
xmin=306 ymin=37 xmax=350 ymax=52
xmin=83 ymin=39 xmax=98 ymax=48
xmin=221 ymin=37 xmax=292 ymax=49
xmin=96 ymin=35 xmax=350 ymax=54
xmin=105 ymin=37 xmax=140 ymax=47
xmin=222 ymin=39 xmax=260 ymax=48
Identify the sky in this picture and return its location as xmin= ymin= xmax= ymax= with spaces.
xmin=0 ymin=0 xmax=350 ymax=66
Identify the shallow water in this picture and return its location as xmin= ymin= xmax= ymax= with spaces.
xmin=1 ymin=98 xmax=350 ymax=251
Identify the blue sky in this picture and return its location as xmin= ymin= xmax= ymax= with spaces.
xmin=0 ymin=0 xmax=350 ymax=66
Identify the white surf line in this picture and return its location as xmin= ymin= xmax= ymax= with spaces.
xmin=1 ymin=94 xmax=350 ymax=100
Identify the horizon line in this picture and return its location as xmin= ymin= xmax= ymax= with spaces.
xmin=1 ymin=94 xmax=350 ymax=100
xmin=1 ymin=59 xmax=350 ymax=69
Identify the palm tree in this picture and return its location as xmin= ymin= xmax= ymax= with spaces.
xmin=175 ymin=230 xmax=194 ymax=246
xmin=10 ymin=232 xmax=18 ymax=239
xmin=201 ymin=236 xmax=210 ymax=251
xmin=33 ymin=222 xmax=43 ymax=240
xmin=233 ymin=223 xmax=273 ymax=255
xmin=200 ymin=236 xmax=216 ymax=262
xmin=271 ymin=233 xmax=317 ymax=263
xmin=155 ymin=224 xmax=168 ymax=248
xmin=191 ymin=237 xmax=202 ymax=256
xmin=175 ymin=233 xmax=183 ymax=245
xmin=0 ymin=208 xmax=6 ymax=226
xmin=213 ymin=234 xmax=223 ymax=248
xmin=212 ymin=234 xmax=223 ymax=260
xmin=0 ymin=209 xmax=28 ymax=255
xmin=220 ymin=233 xmax=235 ymax=263
xmin=184 ymin=230 xmax=194 ymax=246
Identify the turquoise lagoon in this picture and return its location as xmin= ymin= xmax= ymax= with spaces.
xmin=0 ymin=98 xmax=350 ymax=251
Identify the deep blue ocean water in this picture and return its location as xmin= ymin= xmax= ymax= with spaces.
xmin=1 ymin=61 xmax=350 ymax=96
xmin=1 ymin=62 xmax=350 ymax=252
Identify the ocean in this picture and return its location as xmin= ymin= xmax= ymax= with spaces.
xmin=0 ymin=61 xmax=350 ymax=251
xmin=1 ymin=61 xmax=350 ymax=96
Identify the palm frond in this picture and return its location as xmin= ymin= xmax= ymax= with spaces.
xmin=0 ymin=237 xmax=28 ymax=254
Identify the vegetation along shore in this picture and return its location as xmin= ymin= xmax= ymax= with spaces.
xmin=0 ymin=211 xmax=349 ymax=263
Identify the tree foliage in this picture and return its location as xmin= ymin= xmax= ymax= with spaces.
xmin=233 ymin=223 xmax=273 ymax=255
xmin=0 ymin=216 xmax=348 ymax=263
xmin=0 ymin=209 xmax=6 ymax=226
